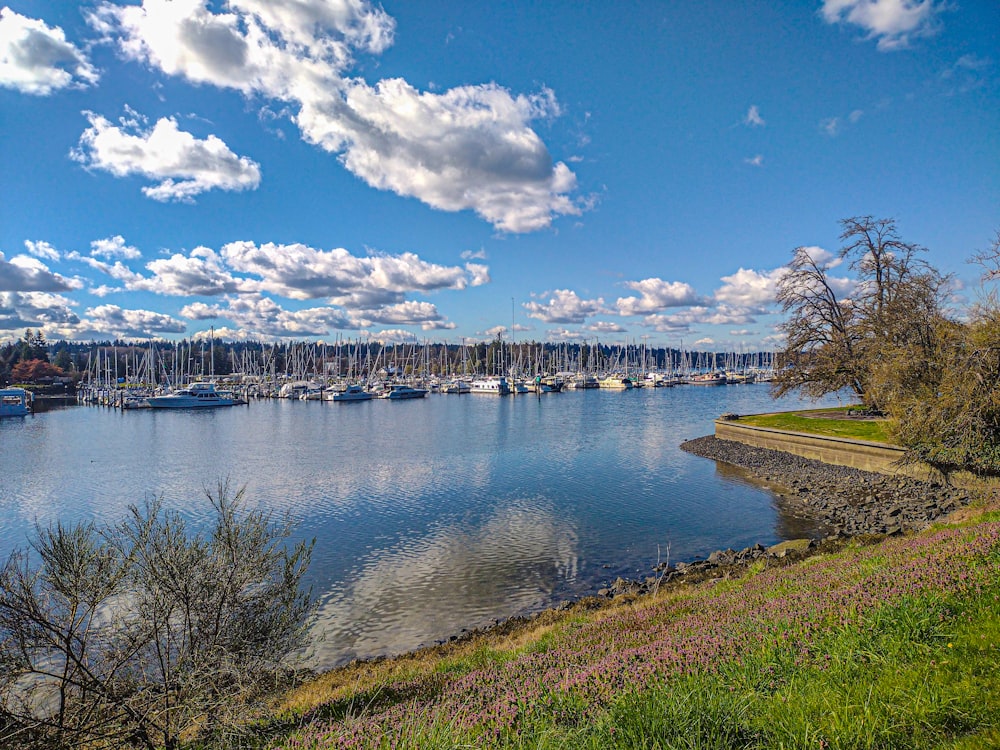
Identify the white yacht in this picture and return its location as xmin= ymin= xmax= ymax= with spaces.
xmin=384 ymin=384 xmax=428 ymax=400
xmin=147 ymin=382 xmax=236 ymax=409
xmin=330 ymin=384 xmax=373 ymax=402
xmin=470 ymin=377 xmax=511 ymax=395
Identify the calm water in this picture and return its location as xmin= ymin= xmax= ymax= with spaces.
xmin=0 ymin=384 xmax=846 ymax=668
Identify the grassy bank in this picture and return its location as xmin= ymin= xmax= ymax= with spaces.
xmin=243 ymin=500 xmax=1000 ymax=750
xmin=734 ymin=408 xmax=891 ymax=444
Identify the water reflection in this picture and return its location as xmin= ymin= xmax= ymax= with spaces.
xmin=1 ymin=385 xmax=847 ymax=669
xmin=307 ymin=497 xmax=578 ymax=667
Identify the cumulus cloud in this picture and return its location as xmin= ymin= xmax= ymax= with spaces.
xmin=221 ymin=241 xmax=480 ymax=302
xmin=90 ymin=235 xmax=142 ymax=260
xmin=0 ymin=291 xmax=79 ymax=329
xmin=523 ymin=289 xmax=607 ymax=324
xmin=744 ymin=105 xmax=765 ymax=127
xmin=615 ymin=278 xmax=702 ymax=316
xmin=91 ymin=0 xmax=582 ymax=231
xmin=72 ymin=110 xmax=261 ymax=201
xmin=461 ymin=249 xmax=488 ymax=261
xmin=181 ymin=294 xmax=351 ymax=338
xmin=348 ymin=300 xmax=445 ymax=327
xmin=820 ymin=0 xmax=944 ymax=51
xmin=365 ymin=328 xmax=418 ymax=344
xmin=544 ymin=327 xmax=588 ymax=341
xmin=714 ymin=267 xmax=787 ymax=310
xmin=84 ymin=303 xmax=187 ymax=337
xmin=0 ymin=251 xmax=81 ymax=292
xmin=0 ymin=7 xmax=98 ymax=95
xmin=585 ymin=321 xmax=626 ymax=334
xmin=143 ymin=247 xmax=247 ymax=295
xmin=24 ymin=240 xmax=60 ymax=262
xmin=642 ymin=305 xmax=757 ymax=334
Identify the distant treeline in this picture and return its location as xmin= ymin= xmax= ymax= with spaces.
xmin=1 ymin=329 xmax=775 ymax=385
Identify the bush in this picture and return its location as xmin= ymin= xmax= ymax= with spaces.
xmin=0 ymin=481 xmax=314 ymax=750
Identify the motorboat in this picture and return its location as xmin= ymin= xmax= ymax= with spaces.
xmin=470 ymin=377 xmax=510 ymax=395
xmin=598 ymin=375 xmax=633 ymax=389
xmin=687 ymin=372 xmax=727 ymax=386
xmin=0 ymin=387 xmax=32 ymax=417
xmin=442 ymin=380 xmax=471 ymax=394
xmin=384 ymin=384 xmax=428 ymax=399
xmin=147 ymin=382 xmax=236 ymax=409
xmin=330 ymin=384 xmax=373 ymax=402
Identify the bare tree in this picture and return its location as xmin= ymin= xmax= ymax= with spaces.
xmin=774 ymin=216 xmax=948 ymax=408
xmin=0 ymin=482 xmax=313 ymax=750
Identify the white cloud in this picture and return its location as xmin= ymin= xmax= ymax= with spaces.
xmin=642 ymin=305 xmax=757 ymax=333
xmin=72 ymin=110 xmax=261 ymax=202
xmin=365 ymin=328 xmax=418 ymax=344
xmin=744 ymin=154 xmax=764 ymax=167
xmin=0 ymin=8 xmax=98 ymax=95
xmin=0 ymin=251 xmax=81 ymax=292
xmin=744 ymin=105 xmax=765 ymax=127
xmin=585 ymin=321 xmax=626 ymax=334
xmin=544 ymin=327 xmax=588 ymax=341
xmin=181 ymin=294 xmax=351 ymax=338
xmin=0 ymin=291 xmax=79 ymax=329
xmin=92 ymin=0 xmax=583 ymax=232
xmin=24 ymin=240 xmax=60 ymax=262
xmin=693 ymin=337 xmax=715 ymax=347
xmin=142 ymin=247 xmax=246 ymax=295
xmin=348 ymin=300 xmax=446 ymax=327
xmin=820 ymin=116 xmax=841 ymax=136
xmin=820 ymin=0 xmax=944 ymax=51
xmin=714 ymin=267 xmax=787 ymax=309
xmin=298 ymin=80 xmax=581 ymax=232
xmin=523 ymin=289 xmax=607 ymax=324
xmin=461 ymin=249 xmax=488 ymax=261
xmin=82 ymin=304 xmax=187 ymax=337
xmin=91 ymin=235 xmax=142 ymax=260
xmin=221 ymin=241 xmax=479 ymax=302
xmin=616 ymin=278 xmax=702 ymax=316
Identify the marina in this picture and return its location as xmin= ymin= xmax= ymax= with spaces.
xmin=0 ymin=383 xmax=845 ymax=669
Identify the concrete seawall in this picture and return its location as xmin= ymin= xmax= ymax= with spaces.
xmin=714 ymin=419 xmax=923 ymax=478
xmin=714 ymin=417 xmax=997 ymax=494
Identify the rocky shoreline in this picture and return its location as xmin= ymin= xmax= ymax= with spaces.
xmin=593 ymin=434 xmax=971 ymax=600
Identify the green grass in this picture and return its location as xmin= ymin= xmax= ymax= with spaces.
xmin=736 ymin=408 xmax=891 ymax=443
xmin=255 ymin=513 xmax=1000 ymax=750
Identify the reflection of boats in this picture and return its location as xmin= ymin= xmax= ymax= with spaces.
xmin=384 ymin=384 xmax=428 ymax=400
xmin=471 ymin=377 xmax=510 ymax=395
xmin=330 ymin=384 xmax=373 ymax=402
xmin=147 ymin=382 xmax=236 ymax=408
xmin=0 ymin=387 xmax=32 ymax=417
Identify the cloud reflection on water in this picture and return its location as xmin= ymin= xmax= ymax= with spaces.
xmin=306 ymin=496 xmax=578 ymax=669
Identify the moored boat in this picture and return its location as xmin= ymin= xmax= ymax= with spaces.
xmin=147 ymin=382 xmax=236 ymax=409
xmin=384 ymin=384 xmax=428 ymax=399
xmin=598 ymin=375 xmax=633 ymax=389
xmin=686 ymin=372 xmax=727 ymax=386
xmin=470 ymin=377 xmax=511 ymax=395
xmin=0 ymin=387 xmax=32 ymax=417
xmin=330 ymin=384 xmax=373 ymax=402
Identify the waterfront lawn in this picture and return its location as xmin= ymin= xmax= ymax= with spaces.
xmin=736 ymin=408 xmax=891 ymax=443
xmin=258 ymin=506 xmax=1000 ymax=750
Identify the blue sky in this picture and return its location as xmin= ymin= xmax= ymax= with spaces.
xmin=1 ymin=1 xmax=997 ymax=348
